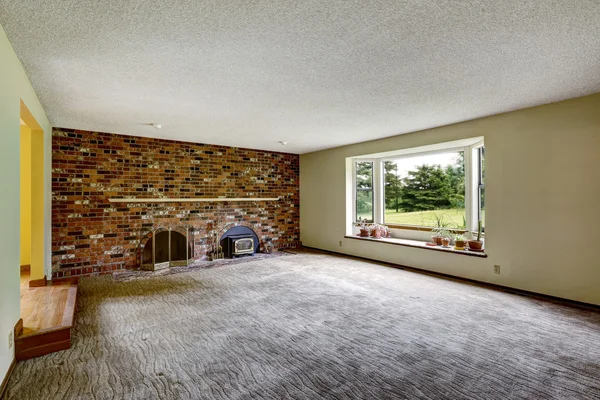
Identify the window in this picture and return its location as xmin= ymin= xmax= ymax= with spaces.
xmin=355 ymin=161 xmax=374 ymax=222
xmin=351 ymin=138 xmax=484 ymax=236
xmin=382 ymin=151 xmax=465 ymax=228
xmin=476 ymin=146 xmax=485 ymax=231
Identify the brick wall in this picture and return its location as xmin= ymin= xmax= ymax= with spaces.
xmin=51 ymin=128 xmax=300 ymax=279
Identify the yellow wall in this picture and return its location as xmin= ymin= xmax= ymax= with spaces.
xmin=30 ymin=127 xmax=45 ymax=281
xmin=20 ymin=102 xmax=46 ymax=281
xmin=300 ymin=93 xmax=600 ymax=306
xmin=20 ymin=125 xmax=31 ymax=266
xmin=0 ymin=24 xmax=51 ymax=382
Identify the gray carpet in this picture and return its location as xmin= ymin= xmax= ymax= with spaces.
xmin=5 ymin=249 xmax=600 ymax=399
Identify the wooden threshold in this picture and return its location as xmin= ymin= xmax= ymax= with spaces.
xmin=14 ymin=318 xmax=23 ymax=337
xmin=16 ymin=327 xmax=72 ymax=361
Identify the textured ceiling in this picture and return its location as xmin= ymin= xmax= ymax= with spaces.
xmin=1 ymin=1 xmax=599 ymax=154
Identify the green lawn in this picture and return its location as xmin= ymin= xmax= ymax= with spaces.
xmin=357 ymin=208 xmax=485 ymax=227
xmin=384 ymin=208 xmax=466 ymax=227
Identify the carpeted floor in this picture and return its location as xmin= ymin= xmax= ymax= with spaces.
xmin=5 ymin=249 xmax=600 ymax=399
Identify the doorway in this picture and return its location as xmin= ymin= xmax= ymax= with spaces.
xmin=20 ymin=100 xmax=45 ymax=286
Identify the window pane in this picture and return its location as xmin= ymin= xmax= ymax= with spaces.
xmin=384 ymin=151 xmax=465 ymax=228
xmin=356 ymin=190 xmax=373 ymax=222
xmin=479 ymin=187 xmax=485 ymax=229
xmin=478 ymin=146 xmax=485 ymax=231
xmin=480 ymin=147 xmax=485 ymax=184
xmin=356 ymin=162 xmax=373 ymax=189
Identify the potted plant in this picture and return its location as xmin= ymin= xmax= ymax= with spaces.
xmin=468 ymin=220 xmax=484 ymax=251
xmin=431 ymin=228 xmax=443 ymax=245
xmin=370 ymin=224 xmax=383 ymax=239
xmin=453 ymin=233 xmax=467 ymax=250
xmin=431 ymin=215 xmax=452 ymax=246
xmin=354 ymin=218 xmax=370 ymax=237
xmin=441 ymin=233 xmax=451 ymax=248
xmin=382 ymin=226 xmax=392 ymax=238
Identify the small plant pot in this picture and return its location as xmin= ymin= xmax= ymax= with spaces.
xmin=441 ymin=238 xmax=451 ymax=247
xmin=468 ymin=240 xmax=483 ymax=251
xmin=454 ymin=240 xmax=466 ymax=250
xmin=371 ymin=230 xmax=382 ymax=239
xmin=432 ymin=236 xmax=443 ymax=246
xmin=359 ymin=228 xmax=369 ymax=237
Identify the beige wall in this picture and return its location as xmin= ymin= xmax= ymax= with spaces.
xmin=300 ymin=93 xmax=600 ymax=306
xmin=0 ymin=24 xmax=51 ymax=381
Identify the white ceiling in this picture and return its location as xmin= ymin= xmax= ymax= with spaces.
xmin=1 ymin=1 xmax=599 ymax=154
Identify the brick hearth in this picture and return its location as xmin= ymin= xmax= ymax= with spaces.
xmin=51 ymin=128 xmax=299 ymax=279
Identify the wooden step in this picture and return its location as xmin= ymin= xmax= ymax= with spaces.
xmin=15 ymin=327 xmax=72 ymax=360
xmin=17 ymin=276 xmax=78 ymax=360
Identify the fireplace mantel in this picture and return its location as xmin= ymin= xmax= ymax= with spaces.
xmin=108 ymin=197 xmax=280 ymax=203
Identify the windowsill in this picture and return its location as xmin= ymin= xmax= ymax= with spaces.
xmin=344 ymin=235 xmax=488 ymax=258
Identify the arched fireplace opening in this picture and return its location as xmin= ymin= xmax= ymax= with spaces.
xmin=140 ymin=227 xmax=194 ymax=271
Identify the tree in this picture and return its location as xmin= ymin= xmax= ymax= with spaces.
xmin=356 ymin=162 xmax=372 ymax=189
xmin=384 ymin=161 xmax=402 ymax=212
xmin=445 ymin=161 xmax=464 ymax=209
xmin=356 ymin=162 xmax=373 ymax=221
xmin=399 ymin=165 xmax=453 ymax=212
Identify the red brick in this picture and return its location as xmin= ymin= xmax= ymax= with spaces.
xmin=52 ymin=128 xmax=300 ymax=278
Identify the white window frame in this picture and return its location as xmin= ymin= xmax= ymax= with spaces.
xmin=350 ymin=138 xmax=484 ymax=241
xmin=470 ymin=141 xmax=485 ymax=233
xmin=352 ymin=159 xmax=377 ymax=223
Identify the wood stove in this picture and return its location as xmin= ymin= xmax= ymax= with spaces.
xmin=220 ymin=226 xmax=259 ymax=258
xmin=224 ymin=235 xmax=255 ymax=258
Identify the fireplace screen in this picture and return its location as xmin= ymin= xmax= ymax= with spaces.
xmin=140 ymin=227 xmax=194 ymax=271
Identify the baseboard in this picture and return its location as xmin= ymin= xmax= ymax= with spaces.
xmin=0 ymin=357 xmax=16 ymax=399
xmin=302 ymin=246 xmax=600 ymax=311
xmin=0 ymin=327 xmax=17 ymax=399
xmin=28 ymin=275 xmax=47 ymax=288
xmin=0 ymin=319 xmax=24 ymax=397
xmin=20 ymin=265 xmax=30 ymax=274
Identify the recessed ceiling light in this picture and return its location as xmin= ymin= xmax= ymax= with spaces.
xmin=279 ymin=141 xmax=288 ymax=145
xmin=152 ymin=123 xmax=163 ymax=129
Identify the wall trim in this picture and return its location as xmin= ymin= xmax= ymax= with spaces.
xmin=19 ymin=265 xmax=30 ymax=274
xmin=0 ymin=357 xmax=16 ymax=399
xmin=303 ymin=246 xmax=600 ymax=310
xmin=28 ymin=275 xmax=47 ymax=288
xmin=0 ymin=319 xmax=21 ymax=398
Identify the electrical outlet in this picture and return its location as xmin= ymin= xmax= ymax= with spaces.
xmin=339 ymin=240 xmax=343 ymax=247
xmin=494 ymin=265 xmax=501 ymax=274
xmin=8 ymin=330 xmax=13 ymax=349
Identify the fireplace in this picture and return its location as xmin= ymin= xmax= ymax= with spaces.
xmin=139 ymin=227 xmax=194 ymax=270
xmin=220 ymin=226 xmax=259 ymax=258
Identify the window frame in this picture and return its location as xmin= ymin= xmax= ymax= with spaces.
xmin=473 ymin=142 xmax=485 ymax=232
xmin=353 ymin=160 xmax=376 ymax=223
xmin=351 ymin=139 xmax=484 ymax=239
